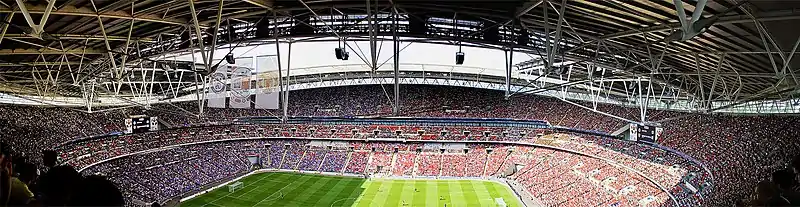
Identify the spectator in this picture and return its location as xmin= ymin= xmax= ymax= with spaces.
xmin=39 ymin=165 xmax=82 ymax=206
xmin=772 ymin=169 xmax=800 ymax=205
xmin=8 ymin=162 xmax=36 ymax=205
xmin=69 ymin=175 xmax=125 ymax=206
xmin=748 ymin=181 xmax=781 ymax=206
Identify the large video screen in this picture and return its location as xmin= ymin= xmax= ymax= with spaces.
xmin=125 ymin=116 xmax=159 ymax=134
xmin=629 ymin=124 xmax=662 ymax=143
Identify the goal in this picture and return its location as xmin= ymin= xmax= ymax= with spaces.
xmin=228 ymin=182 xmax=244 ymax=193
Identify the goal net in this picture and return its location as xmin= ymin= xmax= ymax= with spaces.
xmin=228 ymin=182 xmax=244 ymax=193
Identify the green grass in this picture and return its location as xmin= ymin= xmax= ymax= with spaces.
xmin=182 ymin=172 xmax=522 ymax=207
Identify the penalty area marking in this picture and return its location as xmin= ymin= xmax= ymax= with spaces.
xmin=250 ymin=183 xmax=293 ymax=207
xmin=234 ymin=179 xmax=292 ymax=199
xmin=330 ymin=198 xmax=358 ymax=207
xmin=198 ymin=173 xmax=273 ymax=207
xmin=248 ymin=191 xmax=284 ymax=207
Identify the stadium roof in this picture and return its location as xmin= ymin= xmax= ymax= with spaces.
xmin=1 ymin=0 xmax=800 ymax=115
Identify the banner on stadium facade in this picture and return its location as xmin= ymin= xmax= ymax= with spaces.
xmin=628 ymin=123 xmax=639 ymax=141
xmin=124 ymin=118 xmax=133 ymax=134
xmin=206 ymin=70 xmax=227 ymax=108
xmin=204 ymin=56 xmax=279 ymax=109
xmin=255 ymin=71 xmax=279 ymax=109
xmin=149 ymin=117 xmax=159 ymax=131
xmin=229 ymin=66 xmax=252 ymax=108
xmin=254 ymin=55 xmax=280 ymax=110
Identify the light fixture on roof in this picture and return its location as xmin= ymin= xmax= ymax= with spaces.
xmin=456 ymin=51 xmax=464 ymax=65
xmin=455 ymin=44 xmax=464 ymax=65
xmin=334 ymin=39 xmax=349 ymax=60
xmin=225 ymin=53 xmax=235 ymax=64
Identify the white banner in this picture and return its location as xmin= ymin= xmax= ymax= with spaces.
xmin=255 ymin=71 xmax=279 ymax=109
xmin=149 ymin=117 xmax=159 ymax=131
xmin=254 ymin=55 xmax=280 ymax=110
xmin=628 ymin=123 xmax=638 ymax=141
xmin=229 ymin=66 xmax=252 ymax=108
xmin=206 ymin=71 xmax=227 ymax=108
xmin=124 ymin=118 xmax=133 ymax=134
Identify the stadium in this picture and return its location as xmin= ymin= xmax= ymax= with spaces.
xmin=0 ymin=0 xmax=799 ymax=206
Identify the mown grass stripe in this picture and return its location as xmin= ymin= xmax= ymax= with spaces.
xmin=383 ymin=180 xmax=405 ymax=206
xmin=411 ymin=180 xmax=427 ymax=206
xmin=183 ymin=172 xmax=522 ymax=207
xmin=286 ymin=176 xmax=334 ymax=206
xmin=354 ymin=179 xmax=382 ymax=207
xmin=312 ymin=177 xmax=355 ymax=205
xmin=398 ymin=179 xmax=417 ymax=206
xmin=469 ymin=180 xmax=492 ymax=206
xmin=448 ymin=180 xmax=466 ymax=206
xmin=182 ymin=173 xmax=276 ymax=207
xmin=337 ymin=178 xmax=367 ymax=207
xmin=424 ymin=180 xmax=437 ymax=206
xmin=254 ymin=173 xmax=314 ymax=206
xmin=369 ymin=180 xmax=395 ymax=206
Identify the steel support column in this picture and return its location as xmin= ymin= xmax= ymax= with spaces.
xmin=188 ymin=27 xmax=204 ymax=116
xmin=0 ymin=12 xmax=12 ymax=44
xmin=89 ymin=0 xmax=121 ymax=94
xmin=638 ymin=78 xmax=646 ymax=122
xmin=505 ymin=49 xmax=512 ymax=99
xmin=273 ymin=10 xmax=286 ymax=122
xmin=284 ymin=41 xmax=291 ymax=121
xmin=367 ymin=0 xmax=377 ymax=70
xmin=392 ymin=6 xmax=400 ymax=115
xmin=188 ymin=0 xmax=210 ymax=70
xmin=207 ymin=0 xmax=224 ymax=71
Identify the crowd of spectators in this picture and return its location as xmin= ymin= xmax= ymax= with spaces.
xmin=649 ymin=113 xmax=800 ymax=206
xmin=1 ymin=85 xmax=798 ymax=206
xmin=0 ymin=142 xmax=125 ymax=206
xmin=737 ymin=157 xmax=800 ymax=206
xmin=78 ymin=139 xmax=689 ymax=206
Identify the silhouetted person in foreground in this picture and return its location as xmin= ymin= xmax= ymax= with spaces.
xmin=772 ymin=169 xmax=800 ymax=205
xmin=38 ymin=165 xmax=81 ymax=206
xmin=69 ymin=175 xmax=125 ymax=206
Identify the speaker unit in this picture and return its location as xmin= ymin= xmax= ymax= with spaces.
xmin=335 ymin=48 xmax=343 ymax=59
xmin=591 ymin=69 xmax=603 ymax=79
xmin=225 ymin=53 xmax=235 ymax=64
xmin=455 ymin=52 xmax=465 ymax=65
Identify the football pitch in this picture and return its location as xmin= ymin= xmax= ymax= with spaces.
xmin=182 ymin=172 xmax=522 ymax=207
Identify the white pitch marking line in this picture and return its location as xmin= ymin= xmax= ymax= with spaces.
xmin=199 ymin=173 xmax=273 ymax=207
xmin=250 ymin=183 xmax=293 ymax=207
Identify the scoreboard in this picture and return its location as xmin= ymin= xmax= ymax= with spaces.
xmin=124 ymin=116 xmax=159 ymax=134
xmin=629 ymin=123 xmax=663 ymax=143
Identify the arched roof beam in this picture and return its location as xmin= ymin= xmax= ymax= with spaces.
xmin=0 ymin=4 xmax=199 ymax=27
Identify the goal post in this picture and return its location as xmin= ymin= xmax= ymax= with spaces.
xmin=228 ymin=181 xmax=244 ymax=193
